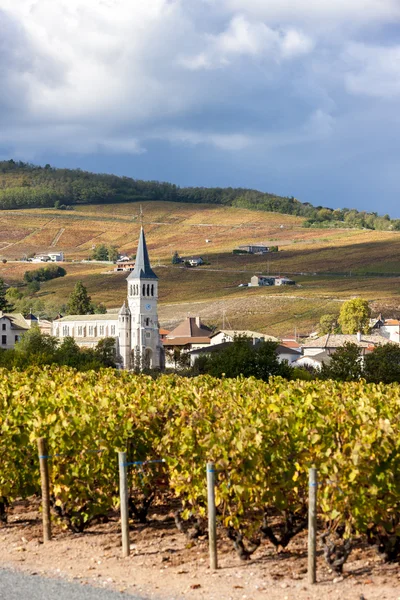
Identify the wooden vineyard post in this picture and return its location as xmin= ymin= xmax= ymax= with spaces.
xmin=308 ymin=467 xmax=318 ymax=584
xmin=118 ymin=451 xmax=130 ymax=558
xmin=207 ymin=461 xmax=218 ymax=570
xmin=37 ymin=437 xmax=51 ymax=542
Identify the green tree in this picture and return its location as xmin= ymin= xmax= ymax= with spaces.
xmin=320 ymin=343 xmax=363 ymax=381
xmin=0 ymin=278 xmax=12 ymax=311
xmin=195 ymin=337 xmax=292 ymax=381
xmin=26 ymin=280 xmax=40 ymax=294
xmin=319 ymin=313 xmax=339 ymax=334
xmin=95 ymin=338 xmax=117 ymax=368
xmin=91 ymin=244 xmax=109 ymax=261
xmin=172 ymin=251 xmax=181 ymax=265
xmin=338 ymin=298 xmax=371 ymax=334
xmin=66 ymin=281 xmax=93 ymax=315
xmin=107 ymin=245 xmax=119 ymax=262
xmin=363 ymin=344 xmax=400 ymax=384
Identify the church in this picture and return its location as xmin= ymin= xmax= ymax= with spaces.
xmin=52 ymin=228 xmax=164 ymax=370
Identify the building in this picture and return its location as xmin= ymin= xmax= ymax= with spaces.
xmin=301 ymin=331 xmax=392 ymax=358
xmin=370 ymin=315 xmax=400 ymax=343
xmin=250 ymin=275 xmax=275 ymax=287
xmin=184 ymin=257 xmax=204 ymax=267
xmin=250 ymin=275 xmax=295 ymax=287
xmin=0 ymin=312 xmax=30 ymax=349
xmin=163 ymin=316 xmax=212 ymax=368
xmin=32 ymin=251 xmax=64 ymax=263
xmin=237 ymin=245 xmax=270 ymax=254
xmin=294 ymin=351 xmax=332 ymax=370
xmin=114 ymin=261 xmax=135 ymax=272
xmin=210 ymin=329 xmax=278 ymax=345
xmin=53 ymin=228 xmax=164 ymax=370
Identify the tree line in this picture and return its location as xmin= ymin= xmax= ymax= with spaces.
xmin=1 ymin=159 xmax=399 ymax=231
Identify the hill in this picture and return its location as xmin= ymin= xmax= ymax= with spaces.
xmin=0 ymin=159 xmax=399 ymax=231
xmin=1 ymin=201 xmax=400 ymax=337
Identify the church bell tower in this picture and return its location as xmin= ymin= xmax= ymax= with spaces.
xmin=125 ymin=227 xmax=163 ymax=369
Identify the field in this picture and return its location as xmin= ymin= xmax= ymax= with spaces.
xmin=1 ymin=201 xmax=400 ymax=336
xmin=1 ymin=369 xmax=400 ymax=599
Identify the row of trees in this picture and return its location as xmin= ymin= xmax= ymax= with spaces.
xmin=0 ymin=327 xmax=116 ymax=370
xmin=1 ymin=159 xmax=399 ymax=231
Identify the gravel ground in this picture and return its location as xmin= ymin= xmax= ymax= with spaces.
xmin=0 ymin=568 xmax=146 ymax=600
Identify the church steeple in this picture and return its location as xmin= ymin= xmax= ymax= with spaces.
xmin=127 ymin=227 xmax=157 ymax=280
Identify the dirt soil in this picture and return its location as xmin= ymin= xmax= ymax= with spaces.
xmin=0 ymin=500 xmax=399 ymax=600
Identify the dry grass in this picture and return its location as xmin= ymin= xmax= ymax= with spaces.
xmin=1 ymin=202 xmax=400 ymax=336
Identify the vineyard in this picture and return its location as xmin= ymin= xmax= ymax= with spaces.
xmin=1 ymin=367 xmax=400 ymax=571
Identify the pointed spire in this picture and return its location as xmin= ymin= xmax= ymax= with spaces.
xmin=127 ymin=227 xmax=157 ymax=280
xmin=119 ymin=300 xmax=130 ymax=315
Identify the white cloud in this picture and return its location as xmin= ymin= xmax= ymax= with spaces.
xmin=0 ymin=0 xmax=398 ymax=166
xmin=148 ymin=129 xmax=252 ymax=151
xmin=223 ymin=0 xmax=400 ymax=24
xmin=179 ymin=15 xmax=314 ymax=70
xmin=343 ymin=43 xmax=400 ymax=98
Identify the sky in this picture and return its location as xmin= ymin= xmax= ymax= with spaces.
xmin=1 ymin=0 xmax=400 ymax=216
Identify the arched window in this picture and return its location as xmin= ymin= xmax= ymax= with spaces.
xmin=142 ymin=284 xmax=146 ymax=296
xmin=147 ymin=284 xmax=150 ymax=296
xmin=130 ymin=285 xmax=133 ymax=296
xmin=151 ymin=284 xmax=154 ymax=296
xmin=145 ymin=318 xmax=149 ymax=326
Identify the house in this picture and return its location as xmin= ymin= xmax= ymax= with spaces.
xmin=210 ymin=329 xmax=278 ymax=345
xmin=274 ymin=277 xmax=295 ymax=286
xmin=250 ymin=275 xmax=275 ymax=287
xmin=370 ymin=315 xmax=400 ymax=343
xmin=250 ymin=275 xmax=295 ymax=287
xmin=48 ymin=251 xmax=64 ymax=262
xmin=53 ymin=227 xmax=164 ymax=370
xmin=294 ymin=351 xmax=332 ymax=370
xmin=301 ymin=331 xmax=392 ymax=358
xmin=237 ymin=245 xmax=270 ymax=254
xmin=184 ymin=257 xmax=204 ymax=267
xmin=276 ymin=344 xmax=302 ymax=365
xmin=163 ymin=316 xmax=212 ymax=368
xmin=32 ymin=251 xmax=64 ymax=263
xmin=114 ymin=261 xmax=135 ymax=272
xmin=0 ymin=311 xmax=30 ymax=349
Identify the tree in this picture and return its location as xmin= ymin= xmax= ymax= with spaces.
xmin=364 ymin=344 xmax=400 ymax=384
xmin=14 ymin=326 xmax=58 ymax=366
xmin=95 ymin=338 xmax=117 ymax=368
xmin=107 ymin=245 xmax=119 ymax=262
xmin=320 ymin=343 xmax=363 ymax=381
xmin=338 ymin=298 xmax=370 ymax=334
xmin=66 ymin=281 xmax=93 ymax=315
xmin=91 ymin=244 xmax=109 ymax=261
xmin=194 ymin=337 xmax=292 ymax=381
xmin=319 ymin=313 xmax=339 ymax=334
xmin=0 ymin=278 xmax=11 ymax=311
xmin=26 ymin=280 xmax=40 ymax=294
xmin=172 ymin=251 xmax=181 ymax=265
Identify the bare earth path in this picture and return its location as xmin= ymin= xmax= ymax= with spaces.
xmin=0 ymin=501 xmax=399 ymax=600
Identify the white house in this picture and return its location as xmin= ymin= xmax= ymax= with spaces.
xmin=210 ymin=329 xmax=278 ymax=345
xmin=32 ymin=251 xmax=64 ymax=263
xmin=0 ymin=312 xmax=30 ymax=349
xmin=294 ymin=352 xmax=332 ymax=370
xmin=370 ymin=316 xmax=400 ymax=343
xmin=301 ymin=332 xmax=392 ymax=358
xmin=184 ymin=257 xmax=204 ymax=267
xmin=53 ymin=228 xmax=164 ymax=370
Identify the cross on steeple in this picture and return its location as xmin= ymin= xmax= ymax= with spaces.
xmin=139 ymin=204 xmax=144 ymax=226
